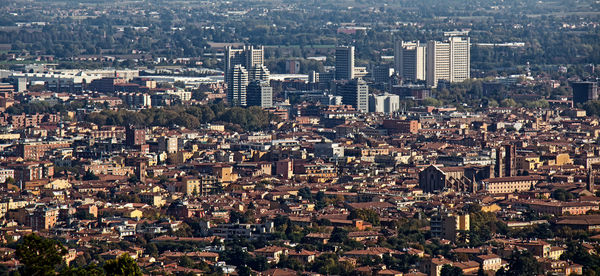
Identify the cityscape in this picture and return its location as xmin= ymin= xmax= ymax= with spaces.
xmin=0 ymin=0 xmax=598 ymax=275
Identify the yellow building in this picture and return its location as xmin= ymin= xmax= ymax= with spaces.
xmin=126 ymin=209 xmax=143 ymax=219
xmin=483 ymin=175 xmax=542 ymax=194
xmin=181 ymin=175 xmax=219 ymax=196
xmin=480 ymin=204 xmax=502 ymax=213
xmin=213 ymin=165 xmax=238 ymax=185
xmin=516 ymin=155 xmax=542 ymax=171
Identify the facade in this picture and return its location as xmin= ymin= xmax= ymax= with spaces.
xmin=373 ymin=64 xmax=393 ymax=84
xmin=340 ymin=78 xmax=369 ymax=112
xmin=286 ymin=60 xmax=301 ymax=74
xmin=8 ymin=162 xmax=54 ymax=184
xmin=313 ymin=142 xmax=344 ymax=158
xmin=572 ymin=81 xmax=598 ymax=105
xmin=29 ymin=204 xmax=59 ymax=230
xmin=227 ymin=65 xmax=249 ymax=106
xmin=482 ymin=175 xmax=542 ymax=194
xmin=418 ymin=165 xmax=489 ymax=193
xmin=395 ymin=41 xmax=427 ymax=82
xmin=248 ymin=64 xmax=270 ymax=82
xmin=224 ymin=45 xmax=265 ymax=106
xmin=475 ymin=254 xmax=503 ymax=271
xmin=496 ymin=144 xmax=517 ymax=177
xmin=335 ymin=46 xmax=355 ymax=80
xmin=16 ymin=141 xmax=71 ymax=160
xmin=528 ymin=201 xmax=600 ymax=215
xmin=126 ymin=126 xmax=146 ymax=147
xmin=0 ymin=169 xmax=14 ymax=184
xmin=382 ymin=119 xmax=421 ymax=134
xmin=116 ymin=92 xmax=151 ymax=107
xmin=369 ymin=93 xmax=400 ymax=114
xmin=426 ymin=35 xmax=470 ymax=87
xmin=181 ymin=175 xmax=219 ymax=196
xmin=158 ymin=136 xmax=178 ymax=154
xmin=210 ymin=221 xmax=274 ymax=240
xmin=247 ymin=80 xmax=273 ymax=108
xmin=431 ymin=212 xmax=470 ymax=242
xmin=224 ymin=45 xmax=264 ymax=77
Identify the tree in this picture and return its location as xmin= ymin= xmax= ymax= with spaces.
xmin=441 ymin=264 xmax=464 ymax=276
xmin=83 ymin=170 xmax=100 ymax=181
xmin=422 ymin=97 xmax=442 ymax=107
xmin=348 ymin=208 xmax=380 ymax=226
xmin=16 ymin=233 xmax=68 ymax=276
xmin=496 ymin=251 xmax=542 ymax=276
xmin=500 ymin=98 xmax=518 ymax=108
xmin=103 ymin=253 xmax=142 ymax=276
xmin=551 ymin=189 xmax=574 ymax=201
xmin=59 ymin=265 xmax=105 ymax=276
xmin=330 ymin=227 xmax=348 ymax=243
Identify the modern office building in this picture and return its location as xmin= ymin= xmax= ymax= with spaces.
xmin=247 ymin=80 xmax=273 ymax=108
xmin=426 ymin=35 xmax=470 ymax=87
xmin=572 ymin=81 xmax=598 ymax=105
xmin=335 ymin=46 xmax=355 ymax=80
xmin=339 ymin=78 xmax=369 ymax=112
xmin=395 ymin=41 xmax=427 ymax=83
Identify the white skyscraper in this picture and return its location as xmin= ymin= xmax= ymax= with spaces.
xmin=224 ymin=45 xmax=266 ymax=106
xmin=249 ymin=64 xmax=271 ymax=82
xmin=426 ymin=34 xmax=470 ymax=87
xmin=395 ymin=41 xmax=427 ymax=83
xmin=224 ymin=45 xmax=264 ymax=75
xmin=227 ymin=65 xmax=248 ymax=106
xmin=335 ymin=46 xmax=355 ymax=80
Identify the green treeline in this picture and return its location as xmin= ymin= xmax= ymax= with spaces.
xmin=84 ymin=104 xmax=278 ymax=131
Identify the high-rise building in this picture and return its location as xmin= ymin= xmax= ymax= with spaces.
xmin=339 ymin=78 xmax=369 ymax=112
xmin=224 ymin=45 xmax=264 ymax=76
xmin=572 ymin=81 xmax=598 ymax=105
xmin=426 ymin=35 xmax=470 ymax=87
xmin=308 ymin=71 xmax=319 ymax=83
xmin=335 ymin=46 xmax=355 ymax=80
xmin=247 ymin=80 xmax=273 ymax=108
xmin=248 ymin=64 xmax=271 ymax=82
xmin=224 ymin=45 xmax=265 ymax=106
xmin=426 ymin=41 xmax=451 ymax=88
xmin=227 ymin=65 xmax=248 ymax=106
xmin=448 ymin=36 xmax=470 ymax=83
xmin=395 ymin=41 xmax=427 ymax=83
